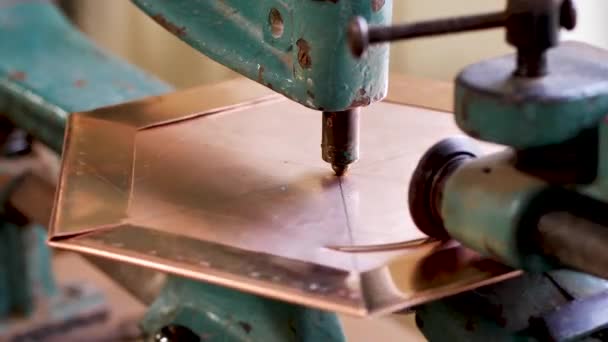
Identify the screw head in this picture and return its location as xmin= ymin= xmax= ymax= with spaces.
xmin=348 ymin=16 xmax=369 ymax=58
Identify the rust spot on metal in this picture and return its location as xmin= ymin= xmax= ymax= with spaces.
xmin=268 ymin=8 xmax=284 ymax=38
xmin=151 ymin=14 xmax=186 ymax=37
xmin=74 ymin=79 xmax=87 ymax=88
xmin=297 ymin=39 xmax=312 ymax=69
xmin=8 ymin=71 xmax=26 ymax=81
xmin=238 ymin=321 xmax=252 ymax=334
xmin=258 ymin=66 xmax=265 ymax=83
xmin=371 ymin=0 xmax=385 ymax=12
xmin=350 ymin=88 xmax=371 ymax=107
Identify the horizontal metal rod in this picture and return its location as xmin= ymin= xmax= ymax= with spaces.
xmin=368 ymin=11 xmax=506 ymax=44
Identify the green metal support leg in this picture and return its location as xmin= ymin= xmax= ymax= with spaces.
xmin=143 ymin=276 xmax=344 ymax=342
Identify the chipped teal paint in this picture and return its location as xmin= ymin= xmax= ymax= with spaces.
xmin=142 ymin=276 xmax=345 ymax=342
xmin=455 ymin=84 xmax=608 ymax=149
xmin=0 ymin=2 xmax=344 ymax=340
xmin=132 ymin=0 xmax=392 ymax=111
xmin=441 ymin=154 xmax=554 ymax=272
xmin=0 ymin=1 xmax=171 ymax=153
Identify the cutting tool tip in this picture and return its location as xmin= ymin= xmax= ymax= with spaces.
xmin=332 ymin=164 xmax=350 ymax=176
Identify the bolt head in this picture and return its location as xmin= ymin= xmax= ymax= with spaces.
xmin=348 ymin=16 xmax=369 ymax=58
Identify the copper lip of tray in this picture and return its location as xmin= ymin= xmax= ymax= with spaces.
xmin=48 ymin=78 xmax=518 ymax=317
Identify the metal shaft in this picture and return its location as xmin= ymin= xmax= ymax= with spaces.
xmin=371 ymin=12 xmax=505 ymax=43
xmin=537 ymin=211 xmax=608 ymax=280
xmin=349 ymin=12 xmax=506 ymax=57
xmin=322 ymin=109 xmax=360 ymax=176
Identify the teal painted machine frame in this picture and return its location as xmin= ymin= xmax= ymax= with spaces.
xmin=411 ymin=40 xmax=608 ymax=342
xmin=445 ymin=42 xmax=608 ymax=271
xmin=0 ymin=2 xmax=344 ymax=340
xmin=133 ymin=0 xmax=392 ymax=111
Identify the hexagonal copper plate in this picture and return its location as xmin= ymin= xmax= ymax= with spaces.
xmin=49 ymin=78 xmax=518 ymax=316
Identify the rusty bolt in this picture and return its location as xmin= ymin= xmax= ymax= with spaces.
xmin=297 ymin=39 xmax=312 ymax=69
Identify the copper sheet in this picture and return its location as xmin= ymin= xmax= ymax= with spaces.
xmin=49 ymin=78 xmax=518 ymax=316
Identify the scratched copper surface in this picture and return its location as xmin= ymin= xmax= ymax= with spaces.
xmin=49 ymin=79 xmax=517 ymax=316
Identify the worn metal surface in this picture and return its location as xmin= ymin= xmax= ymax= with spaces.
xmin=416 ymin=271 xmax=608 ymax=341
xmin=440 ymin=149 xmax=608 ymax=278
xmin=142 ymin=275 xmax=345 ymax=342
xmin=539 ymin=290 xmax=608 ymax=341
xmin=321 ymin=109 xmax=360 ymax=176
xmin=132 ymin=0 xmax=392 ymax=111
xmin=416 ymin=272 xmax=581 ymax=342
xmin=48 ymin=84 xmax=518 ymax=316
xmin=442 ymin=150 xmax=554 ymax=271
xmin=537 ymin=210 xmax=608 ymax=280
xmin=455 ymin=42 xmax=608 ymax=149
xmin=0 ymin=1 xmax=171 ymax=152
xmin=548 ymin=270 xmax=608 ymax=301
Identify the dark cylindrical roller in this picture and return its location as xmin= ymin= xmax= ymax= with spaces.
xmin=322 ymin=109 xmax=360 ymax=176
xmin=537 ymin=210 xmax=608 ymax=280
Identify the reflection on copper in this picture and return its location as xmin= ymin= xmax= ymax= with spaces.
xmin=326 ymin=237 xmax=437 ymax=253
xmin=49 ymin=77 xmax=518 ymax=316
xmin=411 ymin=241 xmax=516 ymax=291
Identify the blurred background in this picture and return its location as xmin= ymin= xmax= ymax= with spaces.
xmin=51 ymin=1 xmax=608 ymax=341
xmin=58 ymin=0 xmax=608 ymax=89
